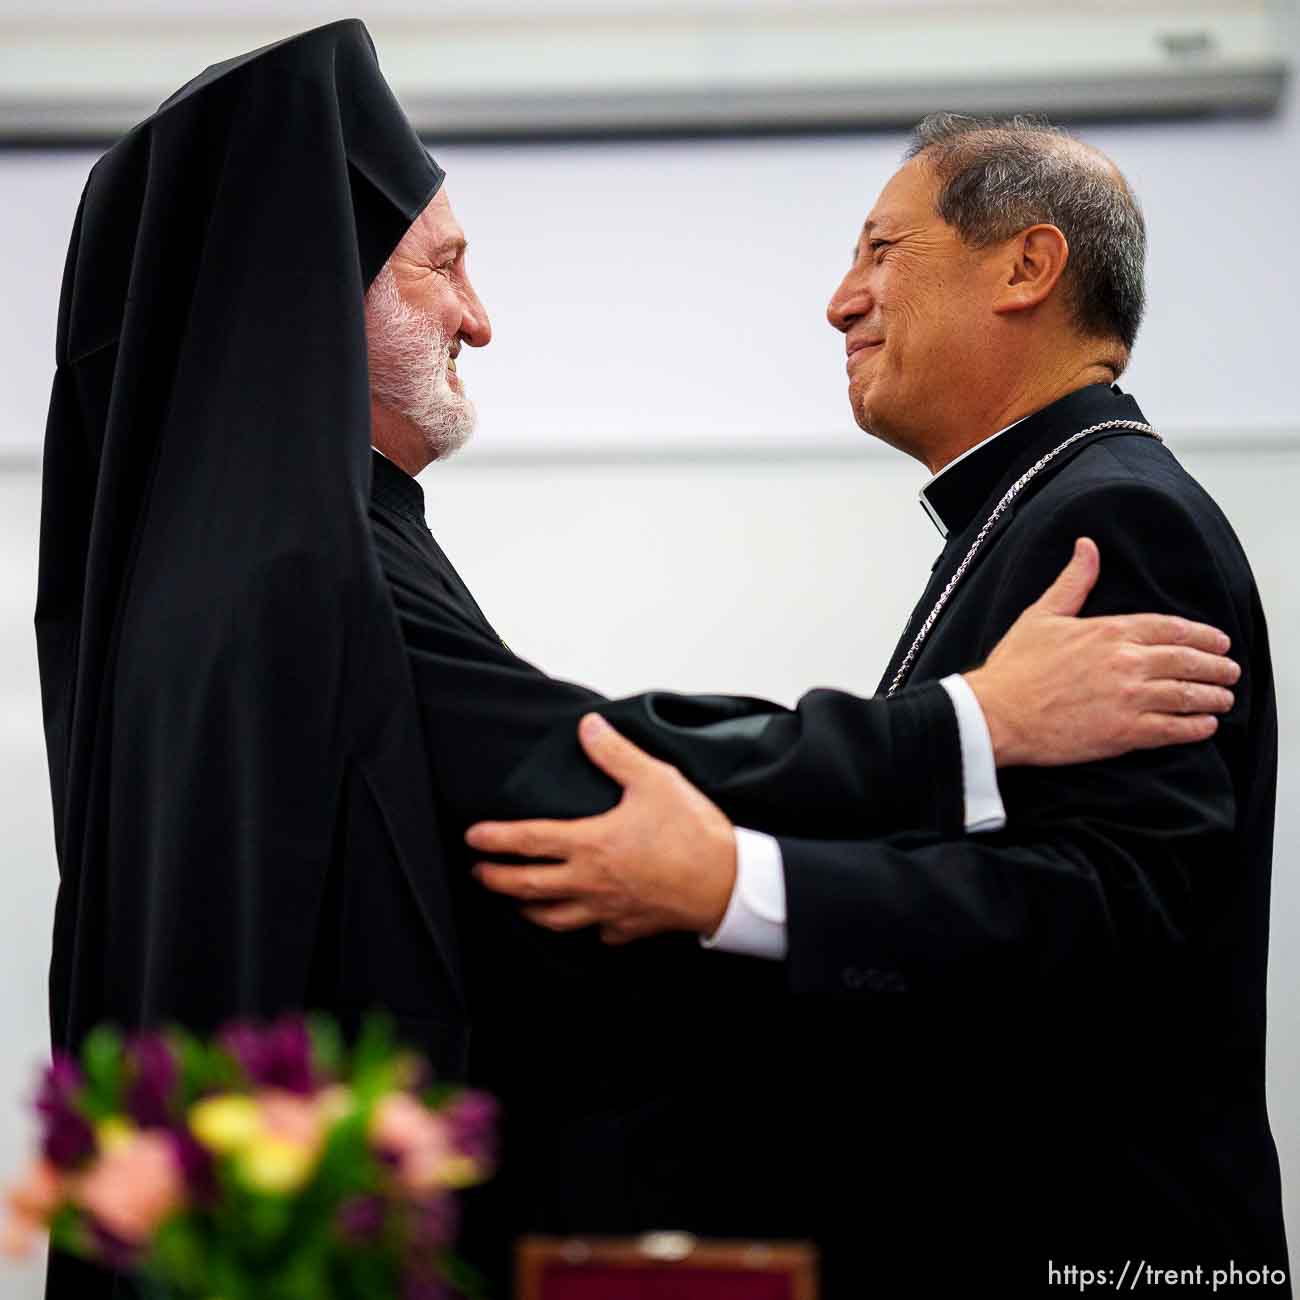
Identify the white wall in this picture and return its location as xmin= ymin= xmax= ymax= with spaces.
xmin=4 ymin=73 xmax=1300 ymax=458
xmin=1 ymin=28 xmax=1298 ymax=1299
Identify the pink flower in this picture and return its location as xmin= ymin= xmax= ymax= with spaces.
xmin=2 ymin=1159 xmax=64 ymax=1258
xmin=73 ymin=1131 xmax=185 ymax=1245
xmin=258 ymin=1089 xmax=326 ymax=1154
xmin=369 ymin=1093 xmax=453 ymax=1193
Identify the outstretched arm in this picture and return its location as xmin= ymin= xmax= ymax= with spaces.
xmin=473 ymin=538 xmax=1234 ymax=843
xmin=467 ymin=529 xmax=1241 ymax=953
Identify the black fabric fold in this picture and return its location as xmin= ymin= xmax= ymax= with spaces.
xmin=36 ymin=19 xmax=460 ymax=1086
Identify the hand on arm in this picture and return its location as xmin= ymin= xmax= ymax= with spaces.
xmin=783 ymin=487 xmax=1250 ymax=993
xmin=470 ymin=533 xmax=1239 ymax=949
xmin=965 ymin=536 xmax=1238 ymax=766
xmin=467 ymin=713 xmax=737 ymax=945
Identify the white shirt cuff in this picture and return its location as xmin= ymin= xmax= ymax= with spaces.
xmin=699 ymin=828 xmax=787 ymax=960
xmin=701 ymin=679 xmax=1001 ymax=963
xmin=940 ymin=672 xmax=1007 ymax=833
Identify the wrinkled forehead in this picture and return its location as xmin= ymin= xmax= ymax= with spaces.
xmin=867 ymin=157 xmax=939 ymax=228
xmin=396 ymin=187 xmax=467 ymax=262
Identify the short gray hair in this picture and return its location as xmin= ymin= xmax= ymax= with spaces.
xmin=905 ymin=112 xmax=1146 ymax=355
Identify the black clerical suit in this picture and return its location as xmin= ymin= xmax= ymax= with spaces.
xmin=767 ymin=383 xmax=1288 ymax=1294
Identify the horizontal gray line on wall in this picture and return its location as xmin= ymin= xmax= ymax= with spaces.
xmin=1 ymin=74 xmax=1285 ymax=147
xmin=1 ymin=430 xmax=1298 ymax=475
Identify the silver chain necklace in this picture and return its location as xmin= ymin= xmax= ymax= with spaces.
xmin=884 ymin=419 xmax=1163 ymax=697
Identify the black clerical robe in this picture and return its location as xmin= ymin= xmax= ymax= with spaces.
xmin=366 ymin=451 xmax=980 ymax=1290
xmin=38 ymin=22 xmax=468 ymax=1299
xmin=771 ymin=384 xmax=1288 ymax=1295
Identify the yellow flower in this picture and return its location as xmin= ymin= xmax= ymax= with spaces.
xmin=189 ymin=1095 xmax=260 ymax=1154
xmin=438 ymin=1155 xmax=483 ymax=1190
xmin=237 ymin=1136 xmax=317 ymax=1194
xmin=95 ymin=1117 xmax=135 ymax=1154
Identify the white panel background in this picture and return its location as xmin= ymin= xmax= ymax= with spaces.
xmin=0 ymin=6 xmax=1297 ymax=1296
xmin=2 ymin=109 xmax=1298 ymax=457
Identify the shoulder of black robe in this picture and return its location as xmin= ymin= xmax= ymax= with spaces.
xmin=368 ymin=447 xmax=967 ymax=841
xmin=35 ymin=18 xmax=466 ymax=1095
xmin=364 ymin=449 xmax=983 ymax=1285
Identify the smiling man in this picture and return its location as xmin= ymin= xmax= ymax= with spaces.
xmin=364 ymin=190 xmax=489 ymax=472
xmin=467 ymin=114 xmax=1290 ymax=1294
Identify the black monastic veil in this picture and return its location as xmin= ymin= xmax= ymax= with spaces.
xmin=36 ymin=25 xmax=461 ymax=1295
xmin=38 ymin=19 xmax=463 ymax=1060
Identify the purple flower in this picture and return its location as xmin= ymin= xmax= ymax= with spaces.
xmin=336 ymin=1194 xmax=388 ymax=1244
xmin=125 ymin=1034 xmax=177 ymax=1128
xmin=217 ymin=1022 xmax=263 ymax=1082
xmin=219 ymin=1016 xmax=315 ymax=1095
xmin=35 ymin=1054 xmax=95 ymax=1170
xmin=410 ymin=1192 xmax=459 ymax=1251
xmin=447 ymin=1092 xmax=498 ymax=1166
xmin=167 ymin=1126 xmax=217 ymax=1207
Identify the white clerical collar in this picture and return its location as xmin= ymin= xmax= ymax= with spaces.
xmin=918 ymin=416 xmax=1029 ymax=539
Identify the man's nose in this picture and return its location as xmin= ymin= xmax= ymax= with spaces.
xmin=827 ymin=270 xmax=869 ymax=334
xmin=460 ymin=280 xmax=492 ymax=348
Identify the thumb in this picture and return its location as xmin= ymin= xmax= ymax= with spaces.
xmin=1034 ymin=537 xmax=1100 ymax=617
xmin=576 ymin=713 xmax=656 ymax=788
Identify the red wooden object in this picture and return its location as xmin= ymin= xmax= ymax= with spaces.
xmin=517 ymin=1234 xmax=818 ymax=1300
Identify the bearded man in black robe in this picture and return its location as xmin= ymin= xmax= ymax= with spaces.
xmin=37 ymin=24 xmax=1243 ymax=1298
xmin=472 ymin=116 xmax=1291 ymax=1295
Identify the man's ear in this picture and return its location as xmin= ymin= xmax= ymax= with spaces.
xmin=992 ymin=223 xmax=1069 ymax=317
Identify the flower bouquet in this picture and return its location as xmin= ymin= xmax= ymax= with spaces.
xmin=3 ymin=1013 xmax=497 ymax=1300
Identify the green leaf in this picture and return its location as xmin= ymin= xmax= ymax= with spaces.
xmin=165 ymin=1027 xmax=209 ymax=1107
xmin=336 ymin=1245 xmax=401 ymax=1300
xmin=148 ymin=1215 xmax=211 ymax=1294
xmin=212 ymin=1048 xmax=247 ymax=1094
xmin=47 ymin=1205 xmax=90 ymax=1260
xmin=350 ymin=1015 xmax=395 ymax=1083
xmin=79 ymin=1026 xmax=124 ymax=1114
xmin=421 ymin=1083 xmax=459 ymax=1110
xmin=307 ymin=1015 xmax=344 ymax=1082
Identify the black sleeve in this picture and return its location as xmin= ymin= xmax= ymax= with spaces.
xmin=390 ymin=565 xmax=964 ymax=838
xmin=781 ymin=479 xmax=1243 ymax=996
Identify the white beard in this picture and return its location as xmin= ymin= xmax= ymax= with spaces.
xmin=363 ymin=264 xmax=477 ymax=462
